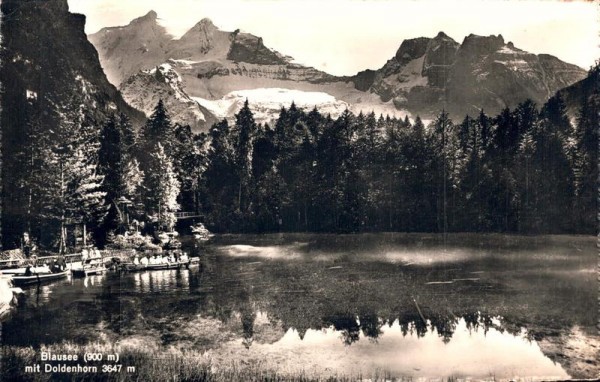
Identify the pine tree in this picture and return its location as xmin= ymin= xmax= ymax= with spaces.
xmin=36 ymin=142 xmax=106 ymax=252
xmin=145 ymin=99 xmax=172 ymax=143
xmin=201 ymin=120 xmax=238 ymax=231
xmin=119 ymin=113 xmax=137 ymax=150
xmin=533 ymin=96 xmax=575 ymax=232
xmin=489 ymin=107 xmax=519 ymax=231
xmin=98 ymin=113 xmax=142 ymax=237
xmin=516 ymin=130 xmax=536 ymax=231
xmin=140 ymin=99 xmax=174 ymax=162
xmin=250 ymin=125 xmax=281 ymax=231
xmin=430 ymin=110 xmax=458 ymax=234
xmin=66 ymin=148 xmax=107 ymax=246
xmin=232 ymin=100 xmax=257 ymax=219
xmin=124 ymin=158 xmax=144 ymax=199
xmin=305 ymin=107 xmax=323 ymax=139
xmin=173 ymin=124 xmax=206 ymax=214
xmin=26 ymin=94 xmax=108 ymax=251
xmin=572 ymin=93 xmax=599 ymax=232
xmin=143 ymin=143 xmax=180 ymax=231
xmin=98 ymin=115 xmax=126 ymax=231
xmin=478 ymin=109 xmax=492 ymax=150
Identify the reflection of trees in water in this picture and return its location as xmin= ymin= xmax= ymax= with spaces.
xmin=130 ymin=241 xmax=584 ymax=349
xmin=240 ymin=308 xmax=256 ymax=348
xmin=427 ymin=314 xmax=458 ymax=343
xmin=194 ymin=250 xmax=260 ymax=347
xmin=359 ymin=313 xmax=383 ymax=340
xmin=2 ymin=280 xmax=111 ymax=346
xmin=325 ymin=314 xmax=361 ymax=345
xmin=98 ymin=278 xmax=142 ymax=335
xmin=321 ymin=311 xmax=511 ymax=345
xmin=96 ymin=267 xmax=200 ymax=337
xmin=193 ymin=248 xmax=531 ymax=348
xmin=4 ymin=234 xmax=588 ymax=353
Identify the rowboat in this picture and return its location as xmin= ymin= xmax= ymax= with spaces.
xmin=143 ymin=259 xmax=191 ymax=270
xmin=11 ymin=271 xmax=69 ymax=286
xmin=120 ymin=263 xmax=145 ymax=272
xmin=1 ymin=265 xmax=51 ymax=275
xmin=145 ymin=262 xmax=179 ymax=270
xmin=71 ymin=265 xmax=107 ymax=278
xmin=120 ymin=259 xmax=192 ymax=273
xmin=71 ymin=255 xmax=107 ymax=277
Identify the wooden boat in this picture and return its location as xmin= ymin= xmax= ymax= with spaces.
xmin=1 ymin=265 xmax=51 ymax=275
xmin=120 ymin=259 xmax=191 ymax=273
xmin=145 ymin=261 xmax=188 ymax=270
xmin=120 ymin=263 xmax=145 ymax=272
xmin=11 ymin=270 xmax=69 ymax=286
xmin=71 ymin=256 xmax=107 ymax=278
xmin=144 ymin=263 xmax=171 ymax=270
xmin=71 ymin=265 xmax=107 ymax=278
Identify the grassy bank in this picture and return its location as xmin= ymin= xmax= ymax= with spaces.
xmin=1 ymin=342 xmax=396 ymax=382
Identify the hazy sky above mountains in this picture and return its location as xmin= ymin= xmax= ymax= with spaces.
xmin=69 ymin=0 xmax=598 ymax=76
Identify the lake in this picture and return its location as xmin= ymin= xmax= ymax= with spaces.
xmin=1 ymin=233 xmax=598 ymax=380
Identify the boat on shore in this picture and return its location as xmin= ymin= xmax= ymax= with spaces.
xmin=11 ymin=270 xmax=69 ymax=287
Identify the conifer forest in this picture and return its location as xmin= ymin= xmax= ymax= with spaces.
xmin=1 ymin=64 xmax=598 ymax=251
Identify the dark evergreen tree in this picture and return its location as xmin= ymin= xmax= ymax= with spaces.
xmin=250 ymin=125 xmax=283 ymax=231
xmin=201 ymin=120 xmax=238 ymax=232
xmin=173 ymin=124 xmax=206 ymax=215
xmin=97 ymin=113 xmax=142 ymax=242
xmin=143 ymin=143 xmax=180 ymax=231
xmin=429 ymin=110 xmax=458 ymax=233
xmin=231 ymin=100 xmax=258 ymax=228
xmin=194 ymin=94 xmax=595 ymax=235
xmin=140 ymin=99 xmax=174 ymax=162
xmin=573 ymin=92 xmax=599 ymax=233
xmin=98 ymin=115 xmax=126 ymax=232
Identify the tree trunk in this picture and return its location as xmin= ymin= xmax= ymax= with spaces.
xmin=59 ymin=160 xmax=66 ymax=254
xmin=304 ymin=203 xmax=308 ymax=231
xmin=83 ymin=223 xmax=87 ymax=247
xmin=238 ymin=181 xmax=242 ymax=212
xmin=59 ymin=223 xmax=66 ymax=255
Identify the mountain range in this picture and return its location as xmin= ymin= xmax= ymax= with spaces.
xmin=89 ymin=11 xmax=587 ymax=132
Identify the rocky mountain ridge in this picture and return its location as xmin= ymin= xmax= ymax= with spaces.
xmin=356 ymin=32 xmax=587 ymax=117
xmin=90 ymin=11 xmax=587 ymax=131
xmin=89 ymin=11 xmax=324 ymax=87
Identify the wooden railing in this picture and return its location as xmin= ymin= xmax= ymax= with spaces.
xmin=174 ymin=212 xmax=203 ymax=219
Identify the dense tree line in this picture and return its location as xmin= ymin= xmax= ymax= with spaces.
xmin=198 ymin=74 xmax=598 ymax=235
xmin=97 ymin=100 xmax=205 ymax=246
xmin=2 ymin=66 xmax=598 ymax=250
xmin=1 ymin=97 xmax=205 ymax=251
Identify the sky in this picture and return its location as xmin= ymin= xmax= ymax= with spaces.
xmin=69 ymin=0 xmax=599 ymax=76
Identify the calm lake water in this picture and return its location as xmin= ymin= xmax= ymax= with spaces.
xmin=1 ymin=233 xmax=598 ymax=380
